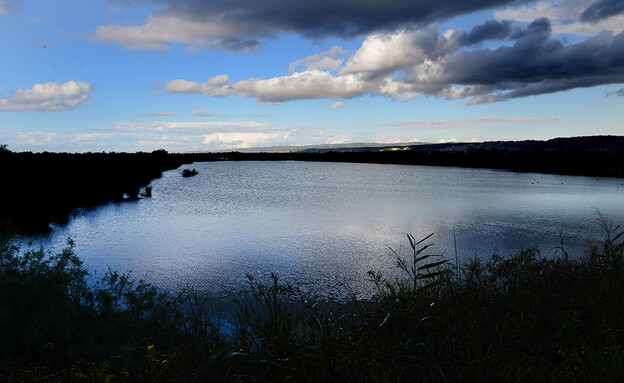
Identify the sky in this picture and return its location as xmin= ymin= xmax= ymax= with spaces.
xmin=0 ymin=0 xmax=623 ymax=152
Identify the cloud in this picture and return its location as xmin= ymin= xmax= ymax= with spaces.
xmin=202 ymin=131 xmax=296 ymax=149
xmin=168 ymin=21 xmax=517 ymax=103
xmin=231 ymin=71 xmax=370 ymax=102
xmin=385 ymin=116 xmax=564 ymax=129
xmin=166 ymin=71 xmax=371 ymax=103
xmin=581 ymin=0 xmax=624 ymax=22
xmin=331 ymin=102 xmax=347 ymax=110
xmin=0 ymin=120 xmax=304 ymax=151
xmin=339 ymin=26 xmax=442 ymax=80
xmin=93 ymin=12 xmax=269 ymax=52
xmin=104 ymin=120 xmax=304 ymax=150
xmin=436 ymin=23 xmax=624 ymax=104
xmin=495 ymin=0 xmax=624 ymax=35
xmin=0 ymin=0 xmax=18 ymax=15
xmin=93 ymin=0 xmax=533 ymax=51
xmin=0 ymin=131 xmax=114 ymax=150
xmin=289 ymin=46 xmax=348 ymax=74
xmin=105 ymin=120 xmax=273 ymax=134
xmin=142 ymin=112 xmax=176 ymax=116
xmin=165 ymin=76 xmax=231 ymax=96
xmin=495 ymin=0 xmax=589 ymax=23
xmin=457 ymin=20 xmax=514 ymax=45
xmin=191 ymin=109 xmax=216 ymax=117
xmin=607 ymin=88 xmax=624 ymax=96
xmin=0 ymin=81 xmax=93 ymax=112
xmin=164 ymin=18 xmax=624 ymax=105
xmin=438 ymin=138 xmax=459 ymax=143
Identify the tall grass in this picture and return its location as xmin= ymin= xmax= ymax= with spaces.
xmin=1 ymin=221 xmax=623 ymax=382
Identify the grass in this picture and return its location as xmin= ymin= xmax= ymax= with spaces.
xmin=1 ymin=220 xmax=623 ymax=382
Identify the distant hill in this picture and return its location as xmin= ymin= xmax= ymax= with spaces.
xmin=297 ymin=135 xmax=624 ymax=153
xmin=234 ymin=141 xmax=425 ymax=153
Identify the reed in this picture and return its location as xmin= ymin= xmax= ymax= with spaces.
xmin=1 ymin=220 xmax=623 ymax=382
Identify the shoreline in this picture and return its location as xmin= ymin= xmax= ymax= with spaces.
xmin=2 ymin=136 xmax=624 ymax=234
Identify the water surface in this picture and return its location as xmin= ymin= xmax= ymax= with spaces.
xmin=32 ymin=161 xmax=624 ymax=298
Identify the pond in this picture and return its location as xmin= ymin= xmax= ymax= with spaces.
xmin=30 ymin=161 xmax=624 ymax=299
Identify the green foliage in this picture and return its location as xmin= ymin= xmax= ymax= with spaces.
xmin=0 ymin=238 xmax=180 ymax=376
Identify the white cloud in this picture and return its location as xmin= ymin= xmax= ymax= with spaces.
xmin=340 ymin=26 xmax=443 ymax=79
xmin=165 ymin=79 xmax=202 ymax=93
xmin=0 ymin=131 xmax=114 ymax=149
xmin=206 ymin=74 xmax=228 ymax=86
xmin=163 ymin=20 xmax=624 ymax=105
xmin=165 ymin=70 xmax=371 ymax=102
xmin=0 ymin=81 xmax=93 ymax=112
xmin=438 ymin=138 xmax=459 ymax=143
xmin=93 ymin=13 xmax=264 ymax=52
xmin=231 ymin=71 xmax=369 ymax=102
xmin=165 ymin=76 xmax=232 ymax=96
xmin=106 ymin=120 xmax=272 ymax=133
xmin=202 ymin=131 xmax=296 ymax=149
xmin=134 ymin=139 xmax=190 ymax=147
xmin=101 ymin=120 xmax=313 ymax=150
xmin=331 ymin=102 xmax=347 ymax=109
xmin=72 ymin=133 xmax=114 ymax=141
xmin=160 ymin=25 xmax=502 ymax=104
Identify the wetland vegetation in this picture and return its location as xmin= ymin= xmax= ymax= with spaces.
xmin=1 ymin=218 xmax=623 ymax=382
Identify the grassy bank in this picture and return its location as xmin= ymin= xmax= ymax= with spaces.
xmin=1 ymin=218 xmax=623 ymax=382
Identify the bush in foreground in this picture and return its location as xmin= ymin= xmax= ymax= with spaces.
xmin=1 ymin=221 xmax=623 ymax=382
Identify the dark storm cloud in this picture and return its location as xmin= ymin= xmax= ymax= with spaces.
xmin=581 ymin=0 xmax=624 ymax=22
xmin=162 ymin=0 xmax=533 ymax=37
xmin=432 ymin=19 xmax=624 ymax=103
xmin=457 ymin=20 xmax=514 ymax=46
xmin=96 ymin=0 xmax=535 ymax=51
xmin=509 ymin=17 xmax=551 ymax=39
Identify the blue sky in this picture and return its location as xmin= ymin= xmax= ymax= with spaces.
xmin=0 ymin=0 xmax=623 ymax=152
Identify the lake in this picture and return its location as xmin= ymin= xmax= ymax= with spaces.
xmin=29 ymin=161 xmax=624 ymax=299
